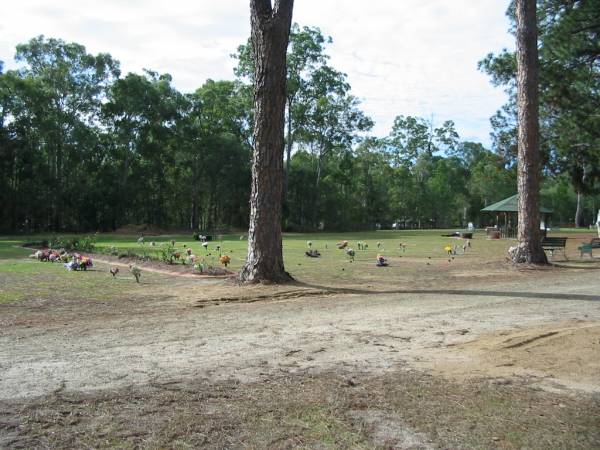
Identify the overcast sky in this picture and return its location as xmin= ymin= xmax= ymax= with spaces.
xmin=0 ymin=0 xmax=514 ymax=146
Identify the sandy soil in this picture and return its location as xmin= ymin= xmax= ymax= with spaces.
xmin=429 ymin=320 xmax=600 ymax=392
xmin=2 ymin=264 xmax=599 ymax=403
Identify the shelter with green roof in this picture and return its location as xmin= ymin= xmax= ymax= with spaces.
xmin=481 ymin=194 xmax=553 ymax=238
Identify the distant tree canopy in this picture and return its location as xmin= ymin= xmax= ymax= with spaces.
xmin=1 ymin=36 xmax=252 ymax=233
xmin=0 ymin=15 xmax=597 ymax=233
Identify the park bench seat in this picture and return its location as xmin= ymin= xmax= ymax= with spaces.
xmin=579 ymin=243 xmax=593 ymax=258
xmin=541 ymin=236 xmax=568 ymax=260
xmin=579 ymin=237 xmax=600 ymax=258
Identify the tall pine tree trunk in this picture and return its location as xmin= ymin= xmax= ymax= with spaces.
xmin=284 ymin=96 xmax=293 ymax=197
xmin=240 ymin=0 xmax=294 ymax=283
xmin=575 ymin=190 xmax=584 ymax=227
xmin=190 ymin=156 xmax=200 ymax=230
xmin=511 ymin=0 xmax=547 ymax=264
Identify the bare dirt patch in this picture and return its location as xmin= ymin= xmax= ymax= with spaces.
xmin=3 ymin=249 xmax=600 ymax=447
xmin=3 ymin=265 xmax=600 ymax=401
xmin=428 ymin=320 xmax=600 ymax=393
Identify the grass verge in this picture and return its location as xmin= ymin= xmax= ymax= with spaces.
xmin=1 ymin=371 xmax=598 ymax=449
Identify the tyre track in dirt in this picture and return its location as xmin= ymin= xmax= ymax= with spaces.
xmin=3 ymin=255 xmax=600 ymax=401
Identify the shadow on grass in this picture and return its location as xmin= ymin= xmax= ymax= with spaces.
xmin=293 ymin=281 xmax=600 ymax=302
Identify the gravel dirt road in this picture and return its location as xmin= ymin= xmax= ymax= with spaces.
xmin=2 ymin=264 xmax=599 ymax=402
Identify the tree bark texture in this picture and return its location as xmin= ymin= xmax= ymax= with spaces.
xmin=575 ymin=190 xmax=584 ymax=227
xmin=283 ymin=96 xmax=293 ymax=198
xmin=513 ymin=0 xmax=547 ymax=264
xmin=240 ymin=0 xmax=294 ymax=283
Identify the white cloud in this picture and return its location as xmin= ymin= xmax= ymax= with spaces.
xmin=0 ymin=0 xmax=514 ymax=146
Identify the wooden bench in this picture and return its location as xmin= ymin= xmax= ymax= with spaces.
xmin=541 ymin=237 xmax=568 ymax=260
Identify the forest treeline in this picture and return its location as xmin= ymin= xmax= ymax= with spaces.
xmin=1 ymin=0 xmax=598 ymax=233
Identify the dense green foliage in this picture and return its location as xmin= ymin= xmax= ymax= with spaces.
xmin=480 ymin=0 xmax=600 ymax=226
xmin=1 ymin=10 xmax=597 ymax=232
xmin=0 ymin=37 xmax=252 ymax=233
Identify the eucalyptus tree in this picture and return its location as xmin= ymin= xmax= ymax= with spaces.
xmin=192 ymin=80 xmax=252 ymax=230
xmin=0 ymin=69 xmax=21 ymax=230
xmin=465 ymin=141 xmax=517 ymax=216
xmin=11 ymin=36 xmax=120 ymax=230
xmin=295 ymin=65 xmax=373 ymax=187
xmin=387 ymin=116 xmax=459 ymax=167
xmin=103 ymin=70 xmax=182 ymax=227
xmin=352 ymin=137 xmax=395 ymax=228
xmin=177 ymin=80 xmax=251 ymax=231
xmin=288 ymin=64 xmax=372 ymax=228
xmin=386 ymin=116 xmax=460 ymax=226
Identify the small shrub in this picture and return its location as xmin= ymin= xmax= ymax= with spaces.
xmin=77 ymin=236 xmax=96 ymax=252
xmin=103 ymin=246 xmax=119 ymax=256
xmin=49 ymin=236 xmax=66 ymax=249
xmin=50 ymin=235 xmax=96 ymax=252
xmin=118 ymin=250 xmax=140 ymax=259
xmin=159 ymin=243 xmax=177 ymax=264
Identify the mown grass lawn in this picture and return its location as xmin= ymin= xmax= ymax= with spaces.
xmin=3 ymin=228 xmax=598 ymax=294
xmin=0 ymin=241 xmax=171 ymax=307
xmin=3 ymin=229 xmax=518 ymax=287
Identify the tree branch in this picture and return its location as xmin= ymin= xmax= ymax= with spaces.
xmin=570 ymin=22 xmax=600 ymax=35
